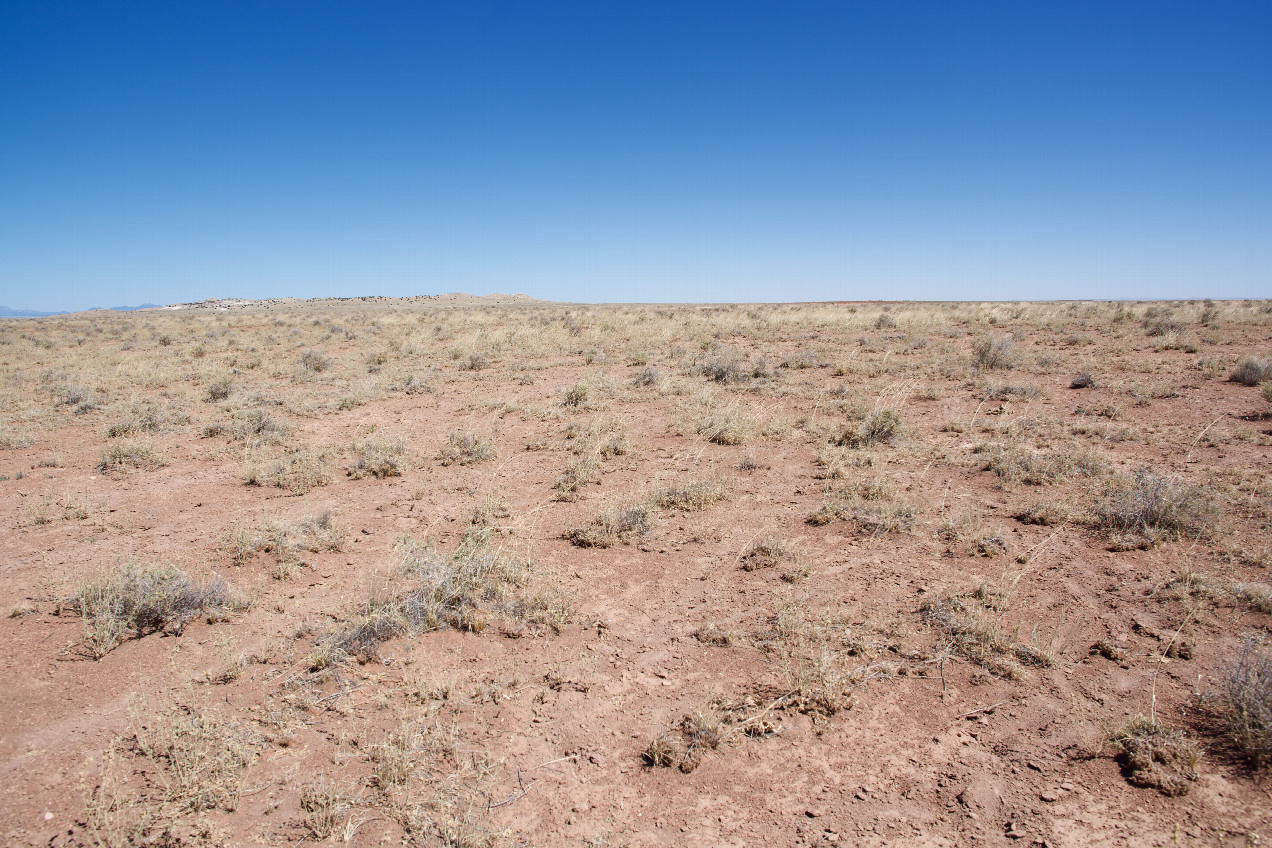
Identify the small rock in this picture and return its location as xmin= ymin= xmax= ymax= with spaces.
xmin=1060 ymin=782 xmax=1074 ymax=792
xmin=1040 ymin=790 xmax=1059 ymax=803
xmin=1006 ymin=821 xmax=1028 ymax=839
xmin=805 ymin=808 xmax=822 ymax=818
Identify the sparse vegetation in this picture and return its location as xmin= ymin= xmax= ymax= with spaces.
xmin=971 ymin=334 xmax=1015 ymax=371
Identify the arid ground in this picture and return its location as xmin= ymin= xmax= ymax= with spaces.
xmin=1 ymin=297 xmax=1270 ymax=847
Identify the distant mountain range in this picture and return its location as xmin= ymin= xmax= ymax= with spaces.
xmin=0 ymin=304 xmax=160 ymax=318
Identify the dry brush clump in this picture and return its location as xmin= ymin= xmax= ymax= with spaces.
xmin=920 ymin=594 xmax=1054 ymax=680
xmin=317 ymin=532 xmax=569 ymax=665
xmin=97 ymin=440 xmax=164 ymax=473
xmin=564 ymin=502 xmax=653 ymax=548
xmin=1109 ymin=715 xmax=1200 ymax=796
xmin=807 ymin=475 xmax=915 ymax=534
xmin=971 ymin=334 xmax=1016 ymax=371
xmin=347 ymin=435 xmax=406 ymax=479
xmin=978 ymin=443 xmax=1104 ymax=486
xmin=1094 ymin=468 xmax=1214 ymax=547
xmin=1229 ymin=355 xmax=1272 ymax=387
xmin=1214 ymin=636 xmax=1272 ymax=767
xmin=438 ymin=430 xmax=494 ymax=466
xmin=84 ymin=700 xmax=262 ymax=846
xmin=65 ymin=563 xmax=237 ymax=658
xmin=836 ymin=408 xmax=902 ymax=449
xmin=244 ymin=445 xmax=331 ymax=494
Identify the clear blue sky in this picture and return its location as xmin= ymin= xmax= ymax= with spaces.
xmin=2 ymin=2 xmax=1269 ymax=310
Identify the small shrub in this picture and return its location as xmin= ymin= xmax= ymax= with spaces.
xmin=205 ymin=375 xmax=233 ymax=402
xmin=1215 ymin=636 xmax=1272 ymax=767
xmin=322 ymin=534 xmax=569 ymax=661
xmin=347 ymin=436 xmax=406 ymax=479
xmin=632 ymin=365 xmax=660 ymax=387
xmin=1095 ymin=469 xmax=1213 ymax=544
xmin=971 ymin=334 xmax=1015 ymax=371
xmin=553 ymin=455 xmax=599 ymax=500
xmin=67 ymin=564 xmax=234 ymax=658
xmin=1109 ymin=715 xmax=1199 ymax=796
xmin=438 ymin=431 xmax=494 ymax=466
xmin=696 ymin=403 xmax=751 ymax=446
xmin=649 ymin=480 xmax=729 ymax=512
xmin=458 ymin=352 xmax=489 ymax=371
xmin=298 ymin=349 xmax=332 ymax=373
xmin=230 ymin=409 xmax=288 ymax=444
xmin=920 ymin=596 xmax=1042 ymax=680
xmin=1230 ymin=356 xmax=1272 ymax=386
xmin=807 ymin=478 xmax=914 ymax=534
xmin=980 ymin=444 xmax=1103 ymax=486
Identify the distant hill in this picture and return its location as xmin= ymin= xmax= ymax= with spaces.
xmin=0 ymin=304 xmax=160 ymax=317
xmin=0 ymin=306 xmax=65 ymax=317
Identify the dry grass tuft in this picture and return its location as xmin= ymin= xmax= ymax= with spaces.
xmin=649 ymin=479 xmax=729 ymax=512
xmin=971 ymin=334 xmax=1016 ymax=371
xmin=321 ymin=532 xmax=569 ymax=663
xmin=807 ymin=476 xmax=915 ymax=534
xmin=837 ymin=409 xmax=901 ymax=448
xmin=244 ymin=446 xmax=330 ymax=494
xmin=97 ymin=440 xmax=164 ymax=472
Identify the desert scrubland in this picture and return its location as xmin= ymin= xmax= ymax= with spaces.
xmin=0 ymin=297 xmax=1270 ymax=847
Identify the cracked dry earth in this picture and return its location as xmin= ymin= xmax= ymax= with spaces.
xmin=0 ymin=298 xmax=1270 ymax=847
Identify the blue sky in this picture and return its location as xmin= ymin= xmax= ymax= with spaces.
xmin=2 ymin=2 xmax=1269 ymax=310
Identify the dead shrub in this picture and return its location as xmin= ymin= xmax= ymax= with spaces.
xmin=807 ymin=477 xmax=914 ymax=534
xmin=837 ymin=409 xmax=901 ymax=448
xmin=971 ymin=334 xmax=1015 ymax=371
xmin=1109 ymin=715 xmax=1199 ymax=796
xmin=347 ymin=436 xmax=406 ymax=479
xmin=67 ymin=564 xmax=235 ymax=658
xmin=649 ymin=480 xmax=729 ymax=512
xmin=438 ymin=430 xmax=494 ymax=466
xmin=564 ymin=503 xmax=652 ymax=548
xmin=1230 ymin=356 xmax=1272 ymax=386
xmin=1095 ymin=469 xmax=1213 ymax=544
xmin=323 ymin=533 xmax=569 ymax=664
xmin=298 ymin=349 xmax=332 ymax=373
xmin=1214 ymin=636 xmax=1272 ymax=767
xmin=244 ymin=447 xmax=330 ymax=494
xmin=97 ymin=440 xmax=164 ymax=473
